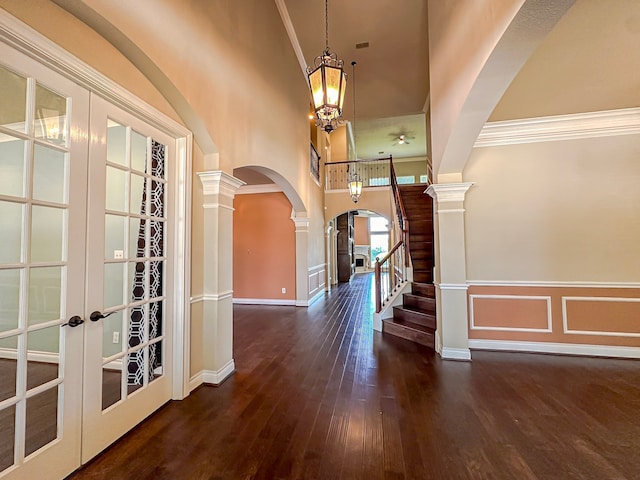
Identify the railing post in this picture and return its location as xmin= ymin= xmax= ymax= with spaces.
xmin=375 ymin=260 xmax=382 ymax=313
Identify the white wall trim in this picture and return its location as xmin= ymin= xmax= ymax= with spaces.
xmin=437 ymin=208 xmax=466 ymax=214
xmin=469 ymin=339 xmax=640 ymax=359
xmin=296 ymin=288 xmax=325 ymax=307
xmin=189 ymin=359 xmax=235 ymax=391
xmin=308 ymin=263 xmax=326 ymax=272
xmin=190 ymin=291 xmax=234 ymax=304
xmin=236 ymin=184 xmax=283 ymax=195
xmin=436 ymin=283 xmax=469 ymax=291
xmin=232 ymin=298 xmax=296 ymax=306
xmin=469 ymin=294 xmax=552 ymax=333
xmin=202 ymin=202 xmax=235 ymax=211
xmin=198 ymin=171 xmax=245 ymax=198
xmin=441 ymin=347 xmax=471 ymax=361
xmin=562 ymin=296 xmax=640 ymax=337
xmin=0 ymin=348 xmax=58 ymax=363
xmin=467 ymin=280 xmax=640 ymax=289
xmin=274 ymin=0 xmax=308 ymax=79
xmin=475 ymin=107 xmax=640 ymax=147
xmin=426 ymin=183 xmax=474 ymax=203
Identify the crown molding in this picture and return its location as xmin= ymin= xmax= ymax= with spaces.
xmin=274 ymin=0 xmax=308 ymax=79
xmin=198 ymin=171 xmax=245 ymax=198
xmin=475 ymin=108 xmax=640 ymax=147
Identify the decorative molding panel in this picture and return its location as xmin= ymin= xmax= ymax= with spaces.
xmin=470 ymin=294 xmax=552 ymax=333
xmin=562 ymin=296 xmax=640 ymax=337
xmin=469 ymin=339 xmax=640 ymax=359
xmin=475 ymin=107 xmax=640 ymax=147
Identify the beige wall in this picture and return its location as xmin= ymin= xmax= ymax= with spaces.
xmin=464 ymin=135 xmax=640 ymax=282
xmin=393 ymin=158 xmax=428 ymax=182
xmin=233 ymin=192 xmax=296 ymax=301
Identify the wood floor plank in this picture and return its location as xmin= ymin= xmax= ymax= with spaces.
xmin=65 ymin=273 xmax=640 ymax=480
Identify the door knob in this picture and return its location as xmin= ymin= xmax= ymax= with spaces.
xmin=62 ymin=315 xmax=84 ymax=327
xmin=90 ymin=310 xmax=115 ymax=322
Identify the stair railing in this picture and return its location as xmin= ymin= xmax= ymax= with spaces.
xmin=374 ymin=157 xmax=410 ymax=313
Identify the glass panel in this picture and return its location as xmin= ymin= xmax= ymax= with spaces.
xmin=131 ymin=131 xmax=147 ymax=173
xmin=396 ymin=175 xmax=415 ymax=185
xmin=105 ymin=166 xmax=126 ymax=212
xmin=33 ymin=144 xmax=66 ymax=204
xmin=28 ymin=267 xmax=61 ymax=326
xmin=148 ymin=340 xmax=163 ymax=384
xmin=128 ymin=305 xmax=146 ymax=349
xmin=106 ymin=120 xmax=127 ymax=166
xmin=102 ymin=363 xmax=123 ymax=411
xmin=150 ymin=180 xmax=164 ymax=218
xmin=104 ymin=263 xmax=125 ymax=309
xmin=0 ymin=133 xmax=26 ymax=197
xmin=0 ymin=404 xmax=15 ymax=472
xmin=149 ymin=220 xmax=164 ymax=258
xmin=0 ymin=335 xmax=18 ymax=402
xmin=0 ymin=64 xmax=27 ymax=133
xmin=130 ymin=173 xmax=145 ymax=215
xmin=0 ymin=201 xmax=23 ymax=264
xmin=129 ymin=262 xmax=146 ymax=303
xmin=102 ymin=309 xmax=124 ymax=359
xmin=151 ymin=140 xmax=165 ymax=179
xmin=129 ymin=218 xmax=145 ymax=259
xmin=25 ymin=386 xmax=58 ymax=457
xmin=30 ymin=206 xmax=64 ymax=263
xmin=371 ymin=234 xmax=389 ymax=263
xmin=127 ymin=349 xmax=145 ymax=395
xmin=149 ymin=261 xmax=163 ymax=299
xmin=369 ymin=216 xmax=388 ymax=232
xmin=148 ymin=301 xmax=163 ymax=341
xmin=27 ymin=326 xmax=59 ymax=390
xmin=0 ymin=269 xmax=21 ymax=332
xmin=35 ymin=84 xmax=67 ymax=146
xmin=105 ymin=214 xmax=126 ymax=260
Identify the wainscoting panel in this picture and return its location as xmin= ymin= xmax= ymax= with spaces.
xmin=467 ymin=284 xmax=640 ymax=351
xmin=308 ymin=264 xmax=327 ymax=299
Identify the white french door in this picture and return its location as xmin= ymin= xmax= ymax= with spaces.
xmin=0 ymin=43 xmax=178 ymax=479
xmin=81 ymin=95 xmax=175 ymax=462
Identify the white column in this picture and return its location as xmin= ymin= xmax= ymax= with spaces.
xmin=197 ymin=171 xmax=244 ymax=383
xmin=291 ymin=215 xmax=310 ymax=306
xmin=426 ymin=182 xmax=474 ymax=361
xmin=325 ymin=225 xmax=333 ymax=291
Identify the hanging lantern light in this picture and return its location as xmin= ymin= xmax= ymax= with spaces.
xmin=307 ymin=0 xmax=347 ymax=133
xmin=348 ymin=172 xmax=363 ymax=203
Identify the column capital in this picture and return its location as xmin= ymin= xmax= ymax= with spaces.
xmin=198 ymin=171 xmax=245 ymax=198
xmin=426 ymin=182 xmax=474 ymax=203
xmin=291 ymin=215 xmax=310 ymax=232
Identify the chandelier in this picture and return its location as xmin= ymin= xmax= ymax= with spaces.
xmin=347 ymin=61 xmax=362 ymax=203
xmin=307 ymin=0 xmax=347 ymax=133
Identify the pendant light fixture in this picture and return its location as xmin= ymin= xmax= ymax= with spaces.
xmin=307 ymin=0 xmax=347 ymax=134
xmin=347 ymin=61 xmax=362 ymax=203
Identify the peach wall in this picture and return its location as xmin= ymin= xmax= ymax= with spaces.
xmin=233 ymin=192 xmax=295 ymax=301
xmin=468 ymin=285 xmax=640 ymax=348
xmin=354 ymin=216 xmax=369 ymax=245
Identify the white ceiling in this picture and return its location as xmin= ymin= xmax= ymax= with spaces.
xmin=280 ymin=0 xmax=429 ymax=160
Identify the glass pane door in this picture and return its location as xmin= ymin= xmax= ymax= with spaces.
xmin=82 ymin=94 xmax=174 ymax=463
xmin=0 ymin=44 xmax=89 ymax=480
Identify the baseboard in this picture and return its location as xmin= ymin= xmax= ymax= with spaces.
xmin=441 ymin=347 xmax=471 ymax=361
xmin=295 ymin=289 xmax=325 ymax=307
xmin=0 ymin=347 xmax=59 ymax=363
xmin=233 ymin=298 xmax=296 ymax=306
xmin=469 ymin=339 xmax=640 ymax=359
xmin=189 ymin=359 xmax=235 ymax=391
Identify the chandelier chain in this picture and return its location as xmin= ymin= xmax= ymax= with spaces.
xmin=325 ymin=0 xmax=329 ymax=50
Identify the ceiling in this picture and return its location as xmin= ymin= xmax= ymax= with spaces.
xmin=280 ymin=0 xmax=429 ymax=160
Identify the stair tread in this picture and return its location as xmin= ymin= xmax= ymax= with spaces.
xmin=394 ymin=305 xmax=434 ymax=317
xmin=383 ymin=317 xmax=435 ymax=333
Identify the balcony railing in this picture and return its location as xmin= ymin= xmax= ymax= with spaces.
xmin=325 ymin=157 xmax=391 ymax=191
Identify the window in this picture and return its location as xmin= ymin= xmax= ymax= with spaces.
xmin=397 ymin=175 xmax=415 ymax=184
xmin=369 ymin=216 xmax=389 ymax=263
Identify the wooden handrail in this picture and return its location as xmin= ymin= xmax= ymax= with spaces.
xmin=324 ymin=156 xmax=392 ymax=166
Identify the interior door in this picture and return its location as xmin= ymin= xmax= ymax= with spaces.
xmin=81 ymin=94 xmax=175 ymax=462
xmin=0 ymin=45 xmax=89 ymax=479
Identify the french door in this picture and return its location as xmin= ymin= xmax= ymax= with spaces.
xmin=0 ymin=43 xmax=176 ymax=479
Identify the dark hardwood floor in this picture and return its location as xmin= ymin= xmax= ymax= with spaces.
xmin=68 ymin=273 xmax=640 ymax=480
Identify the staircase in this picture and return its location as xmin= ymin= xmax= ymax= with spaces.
xmin=382 ymin=184 xmax=436 ymax=349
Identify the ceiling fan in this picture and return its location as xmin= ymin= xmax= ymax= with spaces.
xmin=391 ymin=134 xmax=414 ymax=146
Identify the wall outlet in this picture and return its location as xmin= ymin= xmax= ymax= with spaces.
xmin=112 ymin=331 xmax=120 ymax=344
xmin=114 ymin=250 xmax=124 ymax=259
xmin=281 ymin=287 xmax=286 ymax=294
